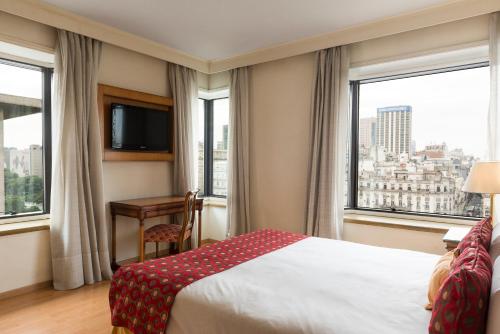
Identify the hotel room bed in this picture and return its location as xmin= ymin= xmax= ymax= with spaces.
xmin=166 ymin=236 xmax=438 ymax=334
xmin=110 ymin=229 xmax=460 ymax=334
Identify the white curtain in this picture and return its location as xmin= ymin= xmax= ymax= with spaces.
xmin=489 ymin=12 xmax=500 ymax=229
xmin=51 ymin=30 xmax=112 ymax=290
xmin=227 ymin=67 xmax=251 ymax=237
xmin=167 ymin=63 xmax=198 ymax=244
xmin=305 ymin=46 xmax=350 ymax=239
xmin=490 ymin=12 xmax=500 ymax=160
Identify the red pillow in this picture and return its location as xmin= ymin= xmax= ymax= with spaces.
xmin=429 ymin=242 xmax=492 ymax=334
xmin=457 ymin=217 xmax=492 ymax=252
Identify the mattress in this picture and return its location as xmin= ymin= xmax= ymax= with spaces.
xmin=167 ymin=237 xmax=439 ymax=334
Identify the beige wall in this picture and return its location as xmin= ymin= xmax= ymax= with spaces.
xmin=0 ymin=230 xmax=52 ymax=294
xmin=350 ymin=14 xmax=489 ymax=67
xmin=249 ymin=53 xmax=315 ymax=233
xmin=0 ymin=11 xmax=55 ymax=52
xmin=343 ymin=223 xmax=446 ymax=255
xmin=99 ymin=43 xmax=174 ymax=261
xmin=208 ymin=71 xmax=230 ymax=90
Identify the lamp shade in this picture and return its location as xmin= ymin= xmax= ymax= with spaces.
xmin=462 ymin=161 xmax=500 ymax=194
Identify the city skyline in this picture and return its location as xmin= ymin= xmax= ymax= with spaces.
xmin=358 ymin=101 xmax=486 ymax=216
xmin=359 ymin=66 xmax=489 ymax=158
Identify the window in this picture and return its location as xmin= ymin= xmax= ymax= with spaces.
xmin=197 ymin=95 xmax=229 ymax=197
xmin=0 ymin=58 xmax=52 ymax=219
xmin=349 ymin=63 xmax=489 ymax=218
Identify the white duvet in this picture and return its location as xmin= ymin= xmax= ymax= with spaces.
xmin=167 ymin=237 xmax=439 ymax=334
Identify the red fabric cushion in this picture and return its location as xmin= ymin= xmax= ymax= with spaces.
xmin=457 ymin=217 xmax=493 ymax=252
xmin=429 ymin=241 xmax=493 ymax=334
xmin=144 ymin=223 xmax=187 ymax=243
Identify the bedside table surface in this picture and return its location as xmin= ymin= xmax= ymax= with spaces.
xmin=443 ymin=227 xmax=471 ymax=243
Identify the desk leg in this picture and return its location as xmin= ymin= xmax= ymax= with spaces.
xmin=111 ymin=213 xmax=120 ymax=271
xmin=198 ymin=209 xmax=202 ymax=248
xmin=139 ymin=219 xmax=145 ymax=262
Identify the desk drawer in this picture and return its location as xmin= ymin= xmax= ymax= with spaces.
xmin=144 ymin=208 xmax=183 ymax=218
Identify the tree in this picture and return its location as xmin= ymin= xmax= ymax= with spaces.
xmin=4 ymin=169 xmax=44 ymax=214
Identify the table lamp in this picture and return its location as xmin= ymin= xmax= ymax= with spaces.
xmin=462 ymin=161 xmax=500 ymax=221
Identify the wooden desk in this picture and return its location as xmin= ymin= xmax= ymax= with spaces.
xmin=110 ymin=196 xmax=204 ymax=270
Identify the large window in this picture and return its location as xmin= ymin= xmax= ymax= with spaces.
xmin=197 ymin=96 xmax=229 ymax=197
xmin=0 ymin=58 xmax=52 ymax=219
xmin=349 ymin=63 xmax=490 ymax=218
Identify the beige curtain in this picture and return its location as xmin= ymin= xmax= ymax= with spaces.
xmin=305 ymin=46 xmax=350 ymax=239
xmin=227 ymin=67 xmax=251 ymax=237
xmin=167 ymin=63 xmax=197 ymax=195
xmin=51 ymin=30 xmax=112 ymax=290
xmin=167 ymin=63 xmax=198 ymax=245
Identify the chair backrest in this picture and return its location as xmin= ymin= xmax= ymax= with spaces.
xmin=179 ymin=189 xmax=199 ymax=251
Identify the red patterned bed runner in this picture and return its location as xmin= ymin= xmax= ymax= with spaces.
xmin=109 ymin=229 xmax=307 ymax=334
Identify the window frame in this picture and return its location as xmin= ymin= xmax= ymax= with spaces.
xmin=347 ymin=61 xmax=489 ymax=221
xmin=199 ymin=96 xmax=228 ymax=198
xmin=0 ymin=57 xmax=52 ymax=221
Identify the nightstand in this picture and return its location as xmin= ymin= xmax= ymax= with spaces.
xmin=442 ymin=227 xmax=471 ymax=251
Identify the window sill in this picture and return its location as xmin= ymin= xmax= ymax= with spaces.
xmin=0 ymin=218 xmax=50 ymax=237
xmin=344 ymin=210 xmax=474 ymax=234
xmin=203 ymin=197 xmax=227 ymax=208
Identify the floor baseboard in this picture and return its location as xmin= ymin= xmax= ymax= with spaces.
xmin=0 ymin=280 xmax=52 ymax=301
xmin=0 ymin=239 xmax=221 ymax=300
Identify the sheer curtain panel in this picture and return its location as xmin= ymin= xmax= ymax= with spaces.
xmin=227 ymin=67 xmax=251 ymax=237
xmin=167 ymin=63 xmax=197 ymax=195
xmin=489 ymin=12 xmax=500 ymax=161
xmin=305 ymin=46 xmax=350 ymax=239
xmin=167 ymin=63 xmax=198 ymax=245
xmin=51 ymin=30 xmax=112 ymax=290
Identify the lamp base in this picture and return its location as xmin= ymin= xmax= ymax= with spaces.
xmin=490 ymin=193 xmax=495 ymax=226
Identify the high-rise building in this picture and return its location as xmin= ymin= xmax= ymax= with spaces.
xmin=359 ymin=117 xmax=376 ymax=148
xmin=6 ymin=145 xmax=43 ymax=177
xmin=29 ymin=145 xmax=43 ymax=178
xmin=376 ymin=105 xmax=412 ymax=156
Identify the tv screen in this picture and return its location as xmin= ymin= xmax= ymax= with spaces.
xmin=111 ymin=103 xmax=173 ymax=152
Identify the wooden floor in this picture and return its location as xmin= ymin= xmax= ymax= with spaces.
xmin=0 ymin=281 xmax=112 ymax=334
xmin=0 ymin=241 xmax=219 ymax=333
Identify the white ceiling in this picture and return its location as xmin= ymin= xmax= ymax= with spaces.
xmin=43 ymin=0 xmax=451 ymax=61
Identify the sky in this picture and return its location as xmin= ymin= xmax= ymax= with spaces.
xmin=0 ymin=61 xmax=489 ymax=156
xmin=0 ymin=63 xmax=43 ymax=150
xmin=197 ymin=97 xmax=229 ymax=149
xmin=359 ymin=66 xmax=490 ymax=158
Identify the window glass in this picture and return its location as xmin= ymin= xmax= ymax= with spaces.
xmin=197 ymin=98 xmax=205 ymax=194
xmin=356 ymin=65 xmax=489 ymax=217
xmin=0 ymin=61 xmax=44 ymax=216
xmin=212 ymin=98 xmax=229 ymax=196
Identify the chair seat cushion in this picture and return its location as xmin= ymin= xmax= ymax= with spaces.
xmin=144 ymin=224 xmax=183 ymax=243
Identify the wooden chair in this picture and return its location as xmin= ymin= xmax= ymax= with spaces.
xmin=143 ymin=190 xmax=200 ymax=257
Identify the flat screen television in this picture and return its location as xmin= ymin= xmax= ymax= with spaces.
xmin=111 ymin=103 xmax=173 ymax=152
